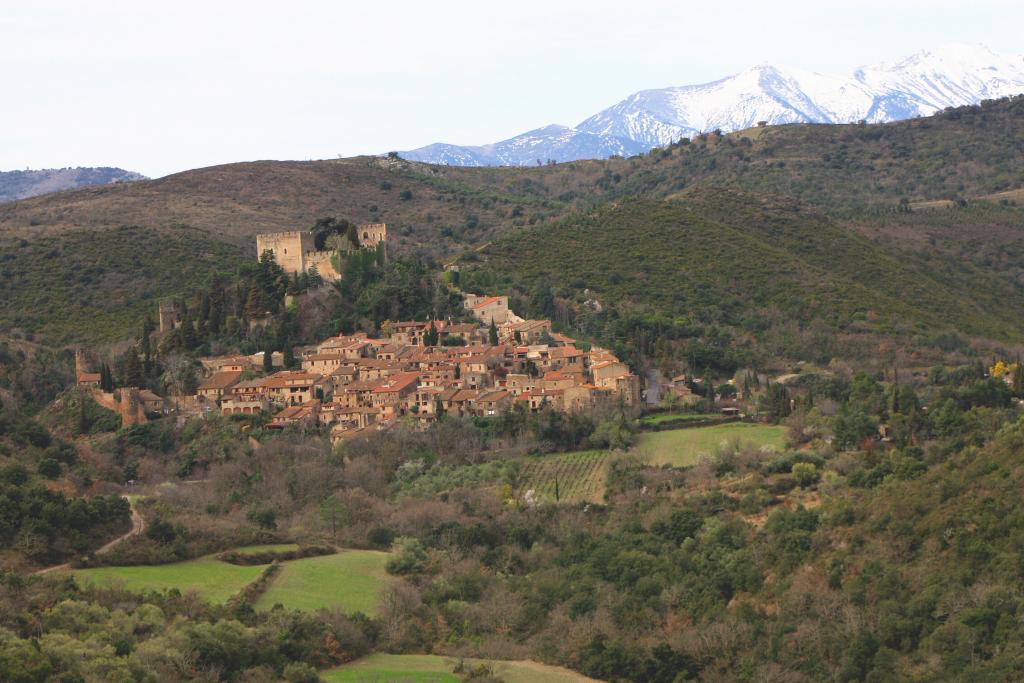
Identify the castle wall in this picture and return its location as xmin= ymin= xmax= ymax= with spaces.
xmin=305 ymin=250 xmax=341 ymax=281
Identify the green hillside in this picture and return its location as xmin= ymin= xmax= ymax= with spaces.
xmin=0 ymin=225 xmax=245 ymax=343
xmin=466 ymin=189 xmax=1024 ymax=347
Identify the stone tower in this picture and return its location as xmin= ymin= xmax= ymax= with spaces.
xmin=158 ymin=300 xmax=179 ymax=333
xmin=358 ymin=223 xmax=388 ymax=248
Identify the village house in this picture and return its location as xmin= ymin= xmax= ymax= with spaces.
xmin=267 ymin=400 xmax=320 ymax=429
xmin=263 ymin=371 xmax=325 ymax=406
xmin=465 ymin=295 xmax=511 ymax=325
xmin=197 ymin=371 xmax=242 ymax=404
xmin=474 ymin=389 xmax=512 ymax=416
xmin=506 ymin=319 xmax=552 ymax=344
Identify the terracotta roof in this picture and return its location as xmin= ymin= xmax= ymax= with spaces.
xmin=198 ymin=371 xmax=242 ymax=391
xmin=372 ymin=372 xmax=420 ymax=393
xmin=472 ymin=296 xmax=504 ymax=309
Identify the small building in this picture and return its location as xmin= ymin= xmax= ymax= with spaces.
xmin=197 ymin=371 xmax=242 ymax=404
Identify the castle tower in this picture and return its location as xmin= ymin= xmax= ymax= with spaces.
xmin=158 ymin=300 xmax=179 ymax=333
xmin=255 ymin=231 xmax=315 ymax=274
xmin=358 ymin=223 xmax=388 ymax=248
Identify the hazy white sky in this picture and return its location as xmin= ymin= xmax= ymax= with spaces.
xmin=2 ymin=0 xmax=1021 ymax=177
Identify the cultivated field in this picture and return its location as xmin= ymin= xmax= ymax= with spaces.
xmin=253 ymin=550 xmax=390 ymax=614
xmin=324 ymin=654 xmax=601 ymax=682
xmin=637 ymin=423 xmax=787 ymax=467
xmin=516 ymin=450 xmax=611 ymax=504
xmin=70 ymin=556 xmax=265 ymax=603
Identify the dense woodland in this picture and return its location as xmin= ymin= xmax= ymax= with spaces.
xmin=2 ymin=99 xmax=1024 ymax=681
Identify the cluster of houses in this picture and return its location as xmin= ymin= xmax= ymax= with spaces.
xmin=192 ymin=293 xmax=640 ymax=443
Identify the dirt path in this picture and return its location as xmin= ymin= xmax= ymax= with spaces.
xmin=33 ymin=495 xmax=144 ymax=575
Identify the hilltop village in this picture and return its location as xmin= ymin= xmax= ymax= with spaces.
xmin=76 ymin=223 xmax=641 ymax=443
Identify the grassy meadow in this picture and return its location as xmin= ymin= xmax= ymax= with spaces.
xmin=637 ymin=422 xmax=787 ymax=467
xmin=70 ymin=556 xmax=265 ymax=603
xmin=69 ymin=545 xmax=390 ymax=614
xmin=324 ymin=654 xmax=599 ymax=683
xmin=253 ymin=550 xmax=391 ymax=614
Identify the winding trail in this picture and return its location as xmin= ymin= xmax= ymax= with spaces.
xmin=33 ymin=495 xmax=145 ymax=575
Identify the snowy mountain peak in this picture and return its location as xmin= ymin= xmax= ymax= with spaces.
xmin=399 ymin=44 xmax=1024 ymax=166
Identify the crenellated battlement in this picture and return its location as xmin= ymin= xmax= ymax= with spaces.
xmin=255 ymin=223 xmax=387 ymax=281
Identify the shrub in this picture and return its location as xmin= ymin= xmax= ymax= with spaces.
xmin=792 ymin=462 xmax=820 ymax=487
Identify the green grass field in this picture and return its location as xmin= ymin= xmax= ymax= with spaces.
xmin=637 ymin=423 xmax=787 ymax=467
xmin=324 ymin=654 xmax=598 ymax=682
xmin=71 ymin=556 xmax=265 ymax=603
xmin=253 ymin=550 xmax=391 ymax=615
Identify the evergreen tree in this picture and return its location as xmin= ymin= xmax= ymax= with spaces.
xmin=100 ymin=363 xmax=115 ymax=392
xmin=180 ymin=313 xmax=197 ymax=351
xmin=282 ymin=339 xmax=296 ymax=370
xmin=140 ymin=317 xmax=155 ymax=374
xmin=198 ymin=293 xmax=211 ymax=324
xmin=123 ymin=348 xmax=143 ymax=388
xmin=489 ymin=320 xmax=499 ymax=346
xmin=307 ymin=265 xmax=323 ymax=289
xmin=263 ymin=348 xmax=274 ymax=373
xmin=424 ymin=321 xmax=438 ymax=347
xmin=244 ymin=285 xmax=265 ymax=319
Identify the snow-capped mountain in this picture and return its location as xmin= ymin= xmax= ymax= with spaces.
xmin=399 ymin=124 xmax=648 ymax=166
xmin=398 ymin=43 xmax=1024 ymax=166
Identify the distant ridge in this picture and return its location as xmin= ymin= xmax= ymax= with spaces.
xmin=399 ymin=43 xmax=1024 ymax=166
xmin=0 ymin=167 xmax=145 ymax=203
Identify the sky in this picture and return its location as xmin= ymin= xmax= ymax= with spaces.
xmin=2 ymin=0 xmax=1022 ymax=178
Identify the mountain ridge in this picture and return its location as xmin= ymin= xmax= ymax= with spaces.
xmin=0 ymin=167 xmax=146 ymax=203
xmin=401 ymin=43 xmax=1024 ymax=166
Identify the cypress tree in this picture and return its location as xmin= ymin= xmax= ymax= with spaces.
xmin=123 ymin=348 xmax=143 ymax=388
xmin=489 ymin=320 xmax=499 ymax=346
xmin=263 ymin=348 xmax=274 ymax=373
xmin=283 ymin=339 xmax=296 ymax=370
xmin=180 ymin=313 xmax=197 ymax=350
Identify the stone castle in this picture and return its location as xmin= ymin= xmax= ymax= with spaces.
xmin=255 ymin=223 xmax=387 ymax=282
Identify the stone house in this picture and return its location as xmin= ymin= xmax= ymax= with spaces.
xmin=197 ymin=371 xmax=242 ymax=404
